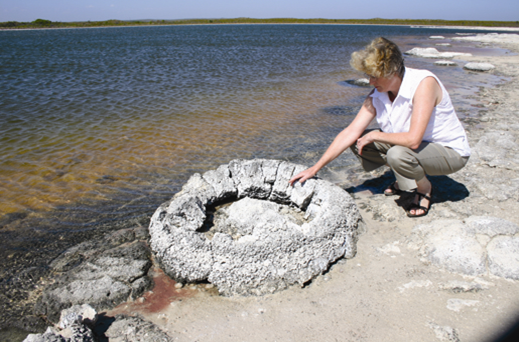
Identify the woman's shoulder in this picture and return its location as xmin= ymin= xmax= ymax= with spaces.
xmin=401 ymin=67 xmax=440 ymax=97
xmin=405 ymin=67 xmax=436 ymax=80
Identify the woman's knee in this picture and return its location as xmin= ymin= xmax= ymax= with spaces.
xmin=386 ymin=145 xmax=412 ymax=167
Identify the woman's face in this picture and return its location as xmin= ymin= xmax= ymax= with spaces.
xmin=368 ymin=73 xmax=401 ymax=94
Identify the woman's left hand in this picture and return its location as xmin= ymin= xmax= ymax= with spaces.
xmin=356 ymin=130 xmax=377 ymax=155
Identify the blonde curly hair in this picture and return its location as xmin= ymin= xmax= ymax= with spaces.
xmin=350 ymin=37 xmax=405 ymax=79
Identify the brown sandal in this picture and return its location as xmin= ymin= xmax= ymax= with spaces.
xmin=406 ymin=189 xmax=433 ymax=218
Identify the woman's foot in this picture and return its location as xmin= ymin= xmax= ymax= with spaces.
xmin=407 ymin=177 xmax=433 ymax=217
xmin=384 ymin=181 xmax=401 ymax=196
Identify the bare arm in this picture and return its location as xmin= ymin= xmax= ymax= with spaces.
xmin=289 ymin=94 xmax=376 ymax=185
xmin=356 ymin=76 xmax=442 ymax=152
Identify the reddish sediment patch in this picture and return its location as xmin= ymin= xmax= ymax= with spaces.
xmin=107 ymin=268 xmax=200 ymax=316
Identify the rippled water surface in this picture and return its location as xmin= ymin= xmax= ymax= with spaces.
xmin=0 ymin=24 xmax=508 ymax=225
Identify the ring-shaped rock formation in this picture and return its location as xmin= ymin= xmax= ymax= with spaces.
xmin=149 ymin=159 xmax=363 ymax=296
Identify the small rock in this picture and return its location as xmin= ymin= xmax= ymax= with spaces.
xmin=24 ymin=305 xmax=97 ymax=342
xmin=464 ymin=63 xmax=495 ymax=71
xmin=105 ymin=314 xmax=171 ymax=341
xmin=175 ymin=283 xmax=183 ymax=289
xmin=428 ymin=322 xmax=460 ymax=342
xmin=435 ymin=60 xmax=458 ymax=66
xmin=345 ymin=78 xmax=371 ymax=87
xmin=439 ymin=280 xmax=485 ymax=293
xmin=398 ymin=280 xmax=432 ymax=293
xmin=58 ymin=304 xmax=97 ymax=329
xmin=446 ymin=298 xmax=479 ymax=312
xmin=24 ymin=331 xmax=66 ymax=342
xmin=378 ymin=241 xmax=401 ymax=255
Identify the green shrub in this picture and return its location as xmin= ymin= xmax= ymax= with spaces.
xmin=0 ymin=21 xmax=19 ymax=27
xmin=32 ymin=19 xmax=52 ymax=26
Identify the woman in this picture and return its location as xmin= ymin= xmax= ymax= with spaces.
xmin=289 ymin=37 xmax=470 ymax=217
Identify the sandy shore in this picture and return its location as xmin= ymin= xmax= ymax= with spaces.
xmin=411 ymin=26 xmax=518 ymax=32
xmin=98 ymin=33 xmax=520 ymax=342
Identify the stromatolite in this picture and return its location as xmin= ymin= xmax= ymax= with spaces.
xmin=149 ymin=159 xmax=363 ymax=296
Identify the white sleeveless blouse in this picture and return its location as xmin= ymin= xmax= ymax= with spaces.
xmin=370 ymin=67 xmax=471 ymax=157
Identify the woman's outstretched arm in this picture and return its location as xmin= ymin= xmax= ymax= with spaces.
xmin=289 ymin=95 xmax=377 ymax=186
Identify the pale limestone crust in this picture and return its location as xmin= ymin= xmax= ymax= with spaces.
xmin=407 ymin=216 xmax=519 ymax=280
xmin=405 ymin=47 xmax=471 ymax=58
xmin=149 ymin=159 xmax=363 ymax=296
xmin=464 ymin=62 xmax=495 ymax=71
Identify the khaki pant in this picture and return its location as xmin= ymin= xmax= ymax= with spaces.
xmin=350 ymin=129 xmax=469 ymax=191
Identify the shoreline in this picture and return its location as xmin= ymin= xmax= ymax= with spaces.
xmin=1 ymin=23 xmax=518 ymax=32
xmin=6 ymin=31 xmax=519 ymax=342
xmin=411 ymin=25 xmax=519 ymax=31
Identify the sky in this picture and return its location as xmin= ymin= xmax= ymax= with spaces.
xmin=0 ymin=0 xmax=518 ymax=23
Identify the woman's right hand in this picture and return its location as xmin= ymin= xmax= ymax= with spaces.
xmin=289 ymin=167 xmax=317 ymax=186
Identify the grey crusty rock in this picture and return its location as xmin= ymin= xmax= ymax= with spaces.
xmin=35 ymin=228 xmax=153 ymax=322
xmin=405 ymin=47 xmax=471 ymax=59
xmin=428 ymin=322 xmax=460 ymax=342
xmin=486 ymin=235 xmax=519 ymax=279
xmin=24 ymin=305 xmax=96 ymax=342
xmin=104 ymin=314 xmax=171 ymax=342
xmin=464 ymin=62 xmax=495 ymax=71
xmin=438 ymin=280 xmax=486 ymax=293
xmin=472 ymin=131 xmax=518 ymax=170
xmin=149 ymin=159 xmax=363 ymax=296
xmin=345 ymin=78 xmax=371 ymax=87
xmin=58 ymin=304 xmax=98 ymax=331
xmin=435 ymin=60 xmax=458 ymax=66
xmin=24 ymin=304 xmax=171 ymax=342
xmin=407 ymin=216 xmax=519 ymax=279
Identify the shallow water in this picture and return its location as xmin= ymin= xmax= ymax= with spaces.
xmin=0 ymin=24 xmax=508 ymax=221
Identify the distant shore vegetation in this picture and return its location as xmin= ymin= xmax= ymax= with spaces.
xmin=1 ymin=17 xmax=518 ymax=29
